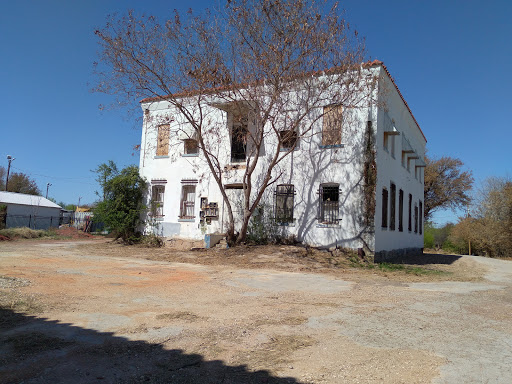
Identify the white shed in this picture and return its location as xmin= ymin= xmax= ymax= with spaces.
xmin=0 ymin=191 xmax=62 ymax=230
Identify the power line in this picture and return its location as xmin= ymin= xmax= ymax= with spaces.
xmin=10 ymin=166 xmax=97 ymax=186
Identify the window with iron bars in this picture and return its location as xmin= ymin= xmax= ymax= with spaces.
xmin=151 ymin=185 xmax=165 ymax=218
xmin=179 ymin=184 xmax=196 ymax=219
xmin=318 ymin=184 xmax=341 ymax=224
xmin=274 ymin=184 xmax=295 ymax=223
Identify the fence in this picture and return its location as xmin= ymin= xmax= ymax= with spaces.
xmin=1 ymin=213 xmax=104 ymax=232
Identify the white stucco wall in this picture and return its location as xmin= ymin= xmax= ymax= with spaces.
xmin=138 ymin=64 xmax=425 ymax=255
xmin=374 ymin=71 xmax=426 ymax=254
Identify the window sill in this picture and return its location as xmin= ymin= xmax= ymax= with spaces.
xmin=316 ymin=223 xmax=341 ymax=228
xmin=319 ymin=144 xmax=345 ymax=149
xmin=178 ymin=218 xmax=195 ymax=222
xmin=279 ymin=146 xmax=299 ymax=152
xmin=275 ymin=221 xmax=295 ymax=227
xmin=154 ymin=155 xmax=169 ymax=159
xmin=182 ymin=154 xmax=199 ymax=157
xmin=151 ymin=217 xmax=165 ymax=221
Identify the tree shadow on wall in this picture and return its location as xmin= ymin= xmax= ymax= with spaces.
xmin=0 ymin=307 xmax=302 ymax=384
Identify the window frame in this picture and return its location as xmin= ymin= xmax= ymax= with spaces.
xmin=183 ymin=139 xmax=199 ymax=156
xmin=274 ymin=184 xmax=295 ymax=224
xmin=390 ymin=183 xmax=396 ymax=231
xmin=398 ymin=189 xmax=404 ymax=232
xmin=179 ymin=184 xmax=196 ymax=220
xmin=151 ymin=184 xmax=165 ymax=218
xmin=381 ymin=188 xmax=388 ymax=228
xmin=419 ymin=200 xmax=423 ymax=235
xmin=279 ymin=129 xmax=299 ymax=150
xmin=156 ymin=124 xmax=170 ymax=157
xmin=231 ymin=116 xmax=248 ymax=163
xmin=318 ymin=183 xmax=341 ymax=224
xmin=408 ymin=193 xmax=412 ymax=232
xmin=321 ymin=105 xmax=343 ymax=147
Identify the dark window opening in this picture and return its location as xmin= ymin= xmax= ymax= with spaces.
xmin=274 ymin=184 xmax=295 ymax=223
xmin=279 ymin=129 xmax=298 ymax=149
xmin=419 ymin=200 xmax=423 ymax=235
xmin=382 ymin=188 xmax=388 ymax=228
xmin=414 ymin=204 xmax=418 ymax=233
xmin=408 ymin=194 xmax=412 ymax=232
xmin=184 ymin=139 xmax=199 ymax=155
xmin=390 ymin=183 xmax=396 ymax=231
xmin=319 ymin=184 xmax=340 ymax=224
xmin=231 ymin=118 xmax=248 ymax=162
xmin=398 ymin=189 xmax=404 ymax=232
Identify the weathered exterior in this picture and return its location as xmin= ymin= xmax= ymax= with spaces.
xmin=138 ymin=62 xmax=426 ymax=258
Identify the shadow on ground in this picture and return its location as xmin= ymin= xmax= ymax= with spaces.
xmin=390 ymin=252 xmax=462 ymax=266
xmin=0 ymin=308 xmax=301 ymax=384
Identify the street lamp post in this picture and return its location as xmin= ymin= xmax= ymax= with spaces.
xmin=46 ymin=183 xmax=52 ymax=199
xmin=5 ymin=155 xmax=15 ymax=191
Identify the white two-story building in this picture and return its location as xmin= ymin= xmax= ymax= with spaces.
xmin=138 ymin=60 xmax=426 ymax=261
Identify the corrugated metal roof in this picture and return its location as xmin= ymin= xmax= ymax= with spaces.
xmin=0 ymin=191 xmax=62 ymax=209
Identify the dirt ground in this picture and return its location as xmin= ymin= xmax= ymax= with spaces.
xmin=1 ymin=237 xmax=511 ymax=383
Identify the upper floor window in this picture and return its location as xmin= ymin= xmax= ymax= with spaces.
xmin=156 ymin=124 xmax=170 ymax=157
xmin=184 ymin=139 xmax=199 ymax=155
xmin=279 ymin=129 xmax=298 ymax=150
xmin=322 ymin=105 xmax=342 ymax=146
xmin=151 ymin=185 xmax=165 ymax=218
xmin=318 ymin=183 xmax=340 ymax=224
xmin=274 ymin=184 xmax=295 ymax=223
xmin=231 ymin=116 xmax=248 ymax=162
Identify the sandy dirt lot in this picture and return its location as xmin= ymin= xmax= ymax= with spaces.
xmin=1 ymin=238 xmax=511 ymax=383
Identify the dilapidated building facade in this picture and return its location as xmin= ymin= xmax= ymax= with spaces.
xmin=138 ymin=60 xmax=426 ymax=261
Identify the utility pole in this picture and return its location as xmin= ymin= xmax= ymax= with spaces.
xmin=467 ymin=205 xmax=471 ymax=256
xmin=5 ymin=155 xmax=15 ymax=191
xmin=46 ymin=183 xmax=52 ymax=199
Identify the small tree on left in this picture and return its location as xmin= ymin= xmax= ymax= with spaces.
xmin=93 ymin=164 xmax=147 ymax=243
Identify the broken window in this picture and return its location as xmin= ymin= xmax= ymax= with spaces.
xmin=382 ymin=188 xmax=388 ymax=228
xmin=275 ymin=184 xmax=295 ymax=223
xmin=279 ymin=129 xmax=298 ymax=150
xmin=180 ymin=184 xmax=196 ymax=219
xmin=322 ymin=105 xmax=342 ymax=146
xmin=319 ymin=184 xmax=340 ymax=224
xmin=184 ymin=139 xmax=199 ymax=155
xmin=151 ymin=185 xmax=165 ymax=218
xmin=231 ymin=116 xmax=248 ymax=162
xmin=390 ymin=183 xmax=396 ymax=231
xmin=156 ymin=124 xmax=170 ymax=156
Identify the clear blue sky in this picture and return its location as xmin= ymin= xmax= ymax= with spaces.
xmin=1 ymin=0 xmax=510 ymax=224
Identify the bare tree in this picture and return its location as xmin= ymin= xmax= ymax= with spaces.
xmin=94 ymin=0 xmax=371 ymax=244
xmin=424 ymin=155 xmax=473 ymax=220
